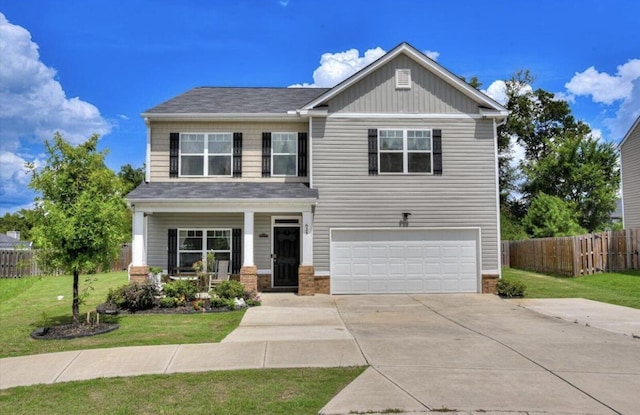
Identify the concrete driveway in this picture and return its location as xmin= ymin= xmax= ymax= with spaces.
xmin=314 ymin=294 xmax=640 ymax=415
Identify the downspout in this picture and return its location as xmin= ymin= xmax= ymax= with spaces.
xmin=493 ymin=116 xmax=505 ymax=278
xmin=309 ymin=116 xmax=313 ymax=188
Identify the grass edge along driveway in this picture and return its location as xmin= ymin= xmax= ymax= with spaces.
xmin=502 ymin=268 xmax=640 ymax=309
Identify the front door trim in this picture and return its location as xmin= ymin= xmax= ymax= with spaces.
xmin=271 ymin=215 xmax=302 ymax=288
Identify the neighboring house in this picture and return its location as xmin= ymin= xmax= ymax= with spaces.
xmin=0 ymin=232 xmax=32 ymax=250
xmin=127 ymin=42 xmax=508 ymax=295
xmin=620 ymin=116 xmax=640 ymax=229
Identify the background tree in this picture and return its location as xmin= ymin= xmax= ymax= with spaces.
xmin=523 ymin=193 xmax=585 ymax=237
xmin=0 ymin=209 xmax=36 ymax=241
xmin=118 ymin=163 xmax=145 ymax=195
xmin=28 ymin=133 xmax=126 ymax=324
xmin=498 ymin=70 xmax=620 ymax=237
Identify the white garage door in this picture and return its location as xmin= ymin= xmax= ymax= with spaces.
xmin=330 ymin=228 xmax=479 ymax=294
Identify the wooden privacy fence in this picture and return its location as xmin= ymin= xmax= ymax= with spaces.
xmin=502 ymin=229 xmax=640 ymax=276
xmin=0 ymin=244 xmax=132 ymax=278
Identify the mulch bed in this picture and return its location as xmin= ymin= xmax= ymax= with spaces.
xmin=30 ymin=323 xmax=119 ymax=340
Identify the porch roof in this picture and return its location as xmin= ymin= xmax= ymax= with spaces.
xmin=127 ymin=182 xmax=318 ymax=202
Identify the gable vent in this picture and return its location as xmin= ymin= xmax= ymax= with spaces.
xmin=395 ymin=68 xmax=411 ymax=89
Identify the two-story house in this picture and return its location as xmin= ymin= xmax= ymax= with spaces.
xmin=620 ymin=116 xmax=640 ymax=229
xmin=127 ymin=42 xmax=508 ymax=295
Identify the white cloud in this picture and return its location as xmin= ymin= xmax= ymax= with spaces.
xmin=565 ymin=59 xmax=640 ymax=105
xmin=483 ymin=80 xmax=507 ymax=105
xmin=0 ymin=12 xmax=111 ymax=214
xmin=423 ymin=50 xmax=439 ymax=61
xmin=565 ymin=59 xmax=640 ymax=140
xmin=290 ymin=47 xmax=386 ymax=87
xmin=553 ymin=91 xmax=575 ymax=104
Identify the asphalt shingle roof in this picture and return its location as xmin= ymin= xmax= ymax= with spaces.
xmin=0 ymin=234 xmax=31 ymax=249
xmin=144 ymin=87 xmax=330 ymax=114
xmin=127 ymin=182 xmax=318 ymax=201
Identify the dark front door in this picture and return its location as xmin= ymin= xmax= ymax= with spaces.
xmin=273 ymin=226 xmax=300 ymax=287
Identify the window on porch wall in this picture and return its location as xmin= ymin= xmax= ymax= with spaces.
xmin=178 ymin=229 xmax=231 ymax=270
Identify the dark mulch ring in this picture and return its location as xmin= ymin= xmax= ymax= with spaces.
xmin=30 ymin=323 xmax=119 ymax=340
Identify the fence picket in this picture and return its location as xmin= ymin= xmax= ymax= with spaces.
xmin=503 ymin=229 xmax=640 ymax=276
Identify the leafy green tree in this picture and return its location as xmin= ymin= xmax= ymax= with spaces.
xmin=0 ymin=209 xmax=36 ymax=241
xmin=523 ymin=192 xmax=585 ymax=237
xmin=522 ymin=135 xmax=619 ymax=232
xmin=118 ymin=163 xmax=145 ymax=195
xmin=500 ymin=208 xmax=528 ymax=241
xmin=28 ymin=133 xmax=127 ymax=324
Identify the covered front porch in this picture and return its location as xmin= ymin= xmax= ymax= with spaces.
xmin=127 ymin=182 xmax=319 ymax=295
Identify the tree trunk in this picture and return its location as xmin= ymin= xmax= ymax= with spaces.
xmin=72 ymin=270 xmax=80 ymax=325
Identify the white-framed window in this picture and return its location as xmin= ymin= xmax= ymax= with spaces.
xmin=379 ymin=129 xmax=432 ymax=174
xmin=180 ymin=133 xmax=232 ymax=177
xmin=178 ymin=229 xmax=231 ymax=269
xmin=271 ymin=132 xmax=297 ymax=176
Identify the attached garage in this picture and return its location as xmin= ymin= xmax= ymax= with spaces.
xmin=330 ymin=228 xmax=480 ymax=294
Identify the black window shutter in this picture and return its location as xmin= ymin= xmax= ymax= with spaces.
xmin=233 ymin=132 xmax=242 ymax=178
xmin=368 ymin=129 xmax=378 ymax=175
xmin=433 ymin=129 xmax=443 ymax=175
xmin=168 ymin=229 xmax=177 ymax=273
xmin=262 ymin=132 xmax=271 ymax=177
xmin=297 ymin=132 xmax=308 ymax=177
xmin=169 ymin=133 xmax=180 ymax=178
xmin=232 ymin=228 xmax=242 ymax=274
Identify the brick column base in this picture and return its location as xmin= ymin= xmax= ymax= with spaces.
xmin=129 ymin=265 xmax=149 ymax=284
xmin=297 ymin=265 xmax=315 ymax=296
xmin=240 ymin=266 xmax=258 ymax=292
xmin=482 ymin=274 xmax=499 ymax=294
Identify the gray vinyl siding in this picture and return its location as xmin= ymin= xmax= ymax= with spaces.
xmin=621 ymin=124 xmax=640 ymax=228
xmin=146 ymin=213 xmax=243 ymax=271
xmin=327 ymin=55 xmax=479 ymax=114
xmin=149 ymin=120 xmax=308 ymax=182
xmin=311 ymin=116 xmax=499 ymax=274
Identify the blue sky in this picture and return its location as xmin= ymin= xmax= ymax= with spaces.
xmin=1 ymin=0 xmax=639 ymax=215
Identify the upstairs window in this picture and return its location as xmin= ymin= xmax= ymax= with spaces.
xmin=379 ymin=129 xmax=432 ymax=174
xmin=180 ymin=133 xmax=232 ymax=176
xmin=272 ymin=132 xmax=298 ymax=176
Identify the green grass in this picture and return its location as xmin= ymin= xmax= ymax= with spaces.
xmin=502 ymin=268 xmax=640 ymax=309
xmin=0 ymin=367 xmax=366 ymax=415
xmin=0 ymin=272 xmax=245 ymax=358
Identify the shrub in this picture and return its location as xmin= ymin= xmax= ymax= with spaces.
xmin=215 ymin=280 xmax=245 ymax=300
xmin=497 ymin=279 xmax=526 ymax=298
xmin=163 ymin=280 xmax=197 ymax=303
xmin=159 ymin=297 xmax=178 ymax=308
xmin=210 ymin=295 xmax=227 ymax=309
xmin=106 ymin=282 xmax=158 ymax=311
xmin=244 ymin=291 xmax=262 ymax=307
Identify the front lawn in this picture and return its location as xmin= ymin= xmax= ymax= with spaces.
xmin=502 ymin=268 xmax=640 ymax=309
xmin=0 ymin=272 xmax=245 ymax=358
xmin=0 ymin=367 xmax=366 ymax=415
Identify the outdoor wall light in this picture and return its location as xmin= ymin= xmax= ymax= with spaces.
xmin=402 ymin=212 xmax=411 ymax=220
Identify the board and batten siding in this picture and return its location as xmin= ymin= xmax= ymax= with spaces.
xmin=327 ymin=55 xmax=479 ymax=114
xmin=311 ymin=116 xmax=499 ymax=274
xmin=621 ymin=122 xmax=640 ymax=228
xmin=148 ymin=121 xmax=308 ymax=182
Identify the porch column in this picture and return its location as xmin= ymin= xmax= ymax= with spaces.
xmin=243 ymin=210 xmax=254 ymax=266
xmin=240 ymin=210 xmax=257 ymax=292
xmin=132 ymin=210 xmax=145 ymax=266
xmin=298 ymin=209 xmax=315 ymax=296
xmin=129 ymin=210 xmax=148 ymax=283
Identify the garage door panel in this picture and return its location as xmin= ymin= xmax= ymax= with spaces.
xmin=331 ymin=229 xmax=479 ymax=294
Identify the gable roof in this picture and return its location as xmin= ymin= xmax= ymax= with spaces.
xmin=620 ymin=115 xmax=640 ymax=149
xmin=301 ymin=42 xmax=507 ymax=117
xmin=142 ymin=87 xmax=329 ymax=117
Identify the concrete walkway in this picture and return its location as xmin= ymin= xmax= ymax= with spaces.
xmin=1 ymin=294 xmax=639 ymax=415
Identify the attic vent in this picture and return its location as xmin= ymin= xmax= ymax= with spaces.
xmin=395 ymin=69 xmax=411 ymax=89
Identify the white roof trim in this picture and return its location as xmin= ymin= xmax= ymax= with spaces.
xmin=140 ymin=112 xmax=304 ymax=121
xmin=328 ymin=111 xmax=509 ymax=120
xmin=619 ymin=115 xmax=640 ymax=149
xmin=301 ymin=42 xmax=507 ymax=113
xmin=131 ymin=198 xmax=316 ymax=214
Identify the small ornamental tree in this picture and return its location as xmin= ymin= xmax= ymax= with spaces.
xmin=28 ymin=133 xmax=127 ymax=324
xmin=522 ymin=192 xmax=585 ymax=238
